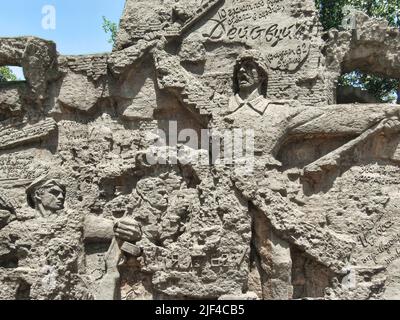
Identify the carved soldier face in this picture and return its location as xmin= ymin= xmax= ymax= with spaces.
xmin=136 ymin=177 xmax=168 ymax=210
xmin=237 ymin=60 xmax=261 ymax=91
xmin=36 ymin=184 xmax=65 ymax=212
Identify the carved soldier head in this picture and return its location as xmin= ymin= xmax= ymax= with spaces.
xmin=26 ymin=176 xmax=66 ymax=217
xmin=136 ymin=177 xmax=168 ymax=211
xmin=233 ymin=57 xmax=268 ymax=99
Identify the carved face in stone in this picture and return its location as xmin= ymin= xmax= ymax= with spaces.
xmin=237 ymin=60 xmax=262 ymax=92
xmin=136 ymin=177 xmax=168 ymax=210
xmin=27 ymin=178 xmax=66 ymax=216
xmin=36 ymin=184 xmax=66 ymax=212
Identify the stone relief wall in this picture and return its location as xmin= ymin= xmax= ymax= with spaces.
xmin=1 ymin=0 xmax=400 ymax=300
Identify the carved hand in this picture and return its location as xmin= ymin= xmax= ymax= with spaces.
xmin=114 ymin=218 xmax=142 ymax=243
xmin=380 ymin=116 xmax=400 ymax=135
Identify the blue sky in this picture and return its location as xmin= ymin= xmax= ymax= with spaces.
xmin=1 ymin=0 xmax=126 ymax=78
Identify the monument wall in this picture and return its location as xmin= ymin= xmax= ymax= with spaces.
xmin=1 ymin=0 xmax=400 ymax=300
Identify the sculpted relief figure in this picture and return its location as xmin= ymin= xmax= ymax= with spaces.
xmin=0 ymin=176 xmax=92 ymax=300
xmin=26 ymin=178 xmax=66 ymax=218
xmin=227 ymin=57 xmax=298 ymax=117
xmin=224 ymin=55 xmax=400 ymax=299
xmin=3 ymin=0 xmax=400 ymax=301
xmin=83 ymin=195 xmax=143 ymax=300
xmin=83 ymin=173 xmax=198 ymax=300
xmin=224 ymin=54 xmax=400 ymax=166
xmin=1 ymin=176 xmax=147 ymax=300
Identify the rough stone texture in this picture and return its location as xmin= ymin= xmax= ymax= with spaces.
xmin=1 ymin=1 xmax=400 ymax=300
xmin=325 ymin=11 xmax=400 ymax=103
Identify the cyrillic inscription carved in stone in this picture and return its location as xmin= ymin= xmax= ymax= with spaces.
xmin=2 ymin=0 xmax=400 ymax=300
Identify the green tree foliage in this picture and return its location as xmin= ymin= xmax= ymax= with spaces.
xmin=316 ymin=0 xmax=400 ymax=31
xmin=339 ymin=71 xmax=399 ymax=102
xmin=315 ymin=0 xmax=400 ymax=102
xmin=0 ymin=66 xmax=17 ymax=83
xmin=102 ymin=16 xmax=118 ymax=45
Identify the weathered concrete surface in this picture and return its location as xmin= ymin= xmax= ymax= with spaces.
xmin=1 ymin=1 xmax=400 ymax=300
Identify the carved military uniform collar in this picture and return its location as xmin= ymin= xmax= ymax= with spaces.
xmin=229 ymin=91 xmax=270 ymax=115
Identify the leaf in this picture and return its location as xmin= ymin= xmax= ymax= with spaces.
xmin=317 ymin=0 xmax=400 ymax=102
xmin=0 ymin=66 xmax=17 ymax=83
xmin=102 ymin=16 xmax=118 ymax=45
